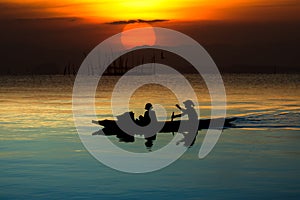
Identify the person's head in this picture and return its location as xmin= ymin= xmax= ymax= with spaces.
xmin=145 ymin=103 xmax=153 ymax=110
xmin=183 ymin=100 xmax=195 ymax=108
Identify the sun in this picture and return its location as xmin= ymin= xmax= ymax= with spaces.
xmin=121 ymin=23 xmax=156 ymax=49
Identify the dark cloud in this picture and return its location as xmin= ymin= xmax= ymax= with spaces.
xmin=15 ymin=17 xmax=82 ymax=22
xmin=0 ymin=2 xmax=46 ymax=17
xmin=0 ymin=1 xmax=98 ymax=20
xmin=249 ymin=0 xmax=300 ymax=8
xmin=107 ymin=19 xmax=170 ymax=25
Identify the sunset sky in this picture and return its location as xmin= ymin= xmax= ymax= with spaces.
xmin=1 ymin=0 xmax=300 ymax=21
xmin=0 ymin=0 xmax=299 ymax=74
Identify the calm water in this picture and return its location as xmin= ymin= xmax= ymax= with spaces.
xmin=0 ymin=74 xmax=300 ymax=199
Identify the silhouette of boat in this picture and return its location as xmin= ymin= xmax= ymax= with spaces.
xmin=92 ymin=115 xmax=236 ymax=139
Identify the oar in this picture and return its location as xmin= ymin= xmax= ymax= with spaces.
xmin=171 ymin=112 xmax=175 ymax=136
xmin=175 ymin=104 xmax=182 ymax=110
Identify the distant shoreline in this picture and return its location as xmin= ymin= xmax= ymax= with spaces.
xmin=0 ymin=71 xmax=300 ymax=76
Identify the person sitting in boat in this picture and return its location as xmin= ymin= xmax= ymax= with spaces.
xmin=137 ymin=103 xmax=158 ymax=150
xmin=137 ymin=103 xmax=157 ymax=126
xmin=173 ymin=100 xmax=198 ymax=147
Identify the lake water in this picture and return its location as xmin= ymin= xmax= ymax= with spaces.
xmin=0 ymin=74 xmax=300 ymax=199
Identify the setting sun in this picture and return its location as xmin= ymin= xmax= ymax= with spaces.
xmin=121 ymin=23 xmax=156 ymax=49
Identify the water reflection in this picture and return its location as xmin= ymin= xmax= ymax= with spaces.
xmin=0 ymin=74 xmax=299 ymax=141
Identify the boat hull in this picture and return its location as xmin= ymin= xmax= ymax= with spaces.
xmin=92 ymin=117 xmax=236 ymax=137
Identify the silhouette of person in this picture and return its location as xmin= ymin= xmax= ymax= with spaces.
xmin=137 ymin=103 xmax=158 ymax=150
xmin=173 ymin=100 xmax=198 ymax=147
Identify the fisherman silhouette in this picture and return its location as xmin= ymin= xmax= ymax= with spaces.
xmin=172 ymin=100 xmax=198 ymax=147
xmin=137 ymin=103 xmax=158 ymax=150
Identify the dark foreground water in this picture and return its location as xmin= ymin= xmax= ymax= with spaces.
xmin=0 ymin=74 xmax=299 ymax=199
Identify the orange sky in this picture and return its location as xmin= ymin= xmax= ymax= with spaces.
xmin=1 ymin=0 xmax=300 ymax=22
xmin=0 ymin=0 xmax=300 ymax=74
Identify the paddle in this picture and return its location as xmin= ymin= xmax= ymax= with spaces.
xmin=171 ymin=112 xmax=175 ymax=136
xmin=175 ymin=104 xmax=182 ymax=110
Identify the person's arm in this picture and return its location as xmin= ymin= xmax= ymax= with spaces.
xmin=174 ymin=104 xmax=188 ymax=118
xmin=173 ymin=114 xmax=182 ymax=118
xmin=173 ymin=109 xmax=187 ymax=118
xmin=173 ymin=104 xmax=183 ymax=118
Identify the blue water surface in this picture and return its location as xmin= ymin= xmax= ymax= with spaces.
xmin=0 ymin=74 xmax=300 ymax=199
